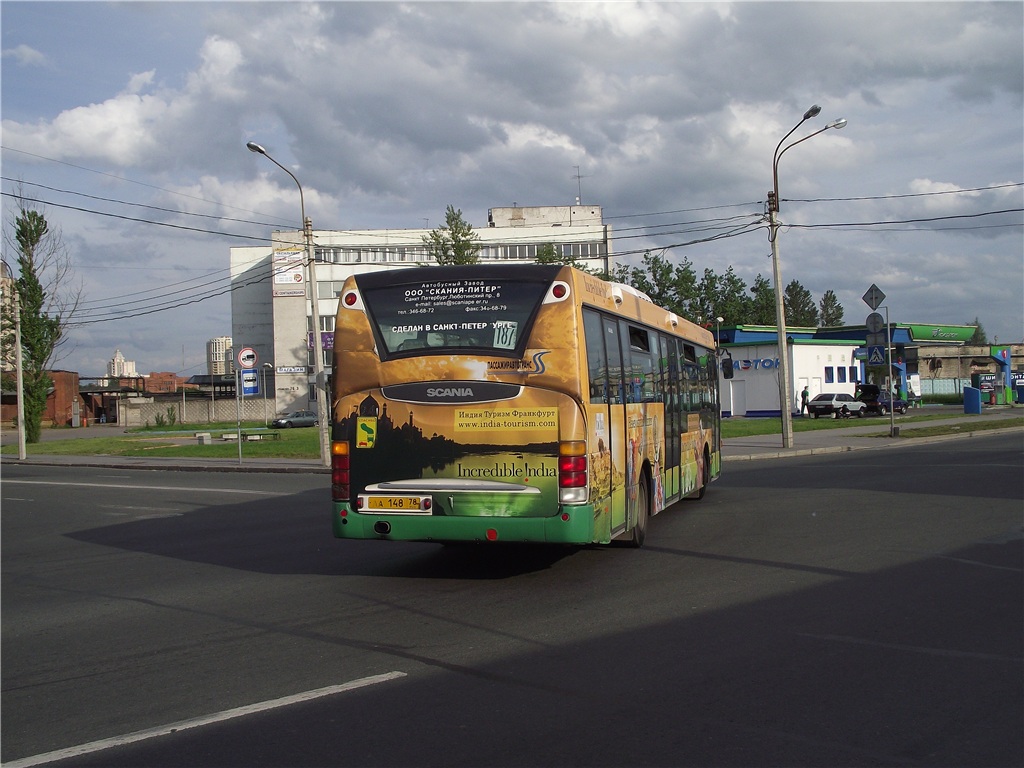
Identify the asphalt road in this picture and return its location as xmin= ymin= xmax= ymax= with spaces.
xmin=2 ymin=433 xmax=1021 ymax=767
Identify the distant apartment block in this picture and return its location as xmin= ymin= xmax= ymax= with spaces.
xmin=107 ymin=349 xmax=137 ymax=379
xmin=206 ymin=336 xmax=233 ymax=376
xmin=229 ymin=204 xmax=614 ymax=414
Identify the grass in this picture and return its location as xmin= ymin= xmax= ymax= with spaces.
xmin=2 ymin=423 xmax=321 ymax=459
xmin=4 ymin=410 xmax=1020 ymax=459
xmin=894 ymin=417 xmax=1024 ymax=439
xmin=718 ymin=409 xmax=1013 ymax=439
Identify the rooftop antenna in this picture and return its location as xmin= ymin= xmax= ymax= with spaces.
xmin=572 ymin=165 xmax=590 ymax=205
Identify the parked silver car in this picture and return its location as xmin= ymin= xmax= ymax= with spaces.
xmin=807 ymin=393 xmax=866 ymax=419
xmin=272 ymin=410 xmax=319 ymax=428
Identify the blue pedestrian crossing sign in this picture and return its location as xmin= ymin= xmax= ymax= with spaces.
xmin=867 ymin=345 xmax=887 ymax=365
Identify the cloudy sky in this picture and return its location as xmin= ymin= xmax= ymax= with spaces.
xmin=2 ymin=1 xmax=1022 ymax=378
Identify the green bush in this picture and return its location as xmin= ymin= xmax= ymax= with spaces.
xmin=925 ymin=393 xmax=964 ymax=405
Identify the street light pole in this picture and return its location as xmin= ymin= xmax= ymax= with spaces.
xmin=768 ymin=106 xmax=847 ymax=449
xmin=13 ymin=289 xmax=26 ymax=460
xmin=262 ymin=362 xmax=273 ymax=427
xmin=246 ymin=141 xmax=331 ymax=467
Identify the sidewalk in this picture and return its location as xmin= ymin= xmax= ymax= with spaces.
xmin=722 ymin=408 xmax=1021 ymax=462
xmin=1 ymin=410 xmax=1020 ymax=474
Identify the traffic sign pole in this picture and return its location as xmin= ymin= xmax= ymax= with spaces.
xmin=863 ymin=285 xmax=897 ymax=437
xmin=234 ymin=346 xmax=258 ymax=464
xmin=862 ymin=284 xmax=885 ymax=311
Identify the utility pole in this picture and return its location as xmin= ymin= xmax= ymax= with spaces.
xmin=14 ymin=290 xmax=26 ymax=459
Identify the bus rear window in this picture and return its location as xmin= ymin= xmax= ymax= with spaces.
xmin=358 ymin=274 xmax=551 ymax=357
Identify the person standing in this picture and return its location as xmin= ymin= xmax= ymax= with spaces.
xmin=800 ymin=385 xmax=810 ymax=416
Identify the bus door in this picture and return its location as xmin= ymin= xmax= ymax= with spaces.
xmin=662 ymin=334 xmax=681 ymax=500
xmin=583 ymin=309 xmax=627 ymax=535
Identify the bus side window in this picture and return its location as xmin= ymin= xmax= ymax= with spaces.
xmin=605 ymin=318 xmax=624 ymax=404
xmin=618 ymin=320 xmax=637 ymax=403
xmin=701 ymin=354 xmax=715 ymax=411
xmin=681 ymin=343 xmax=697 ymax=413
xmin=583 ymin=309 xmax=609 ymax=404
xmin=620 ymin=321 xmax=658 ymax=403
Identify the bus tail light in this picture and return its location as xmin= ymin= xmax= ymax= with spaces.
xmin=544 ymin=281 xmax=571 ymax=304
xmin=558 ymin=441 xmax=588 ymax=504
xmin=332 ymin=441 xmax=350 ymax=501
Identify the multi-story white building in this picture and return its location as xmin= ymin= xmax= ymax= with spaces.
xmin=230 ymin=205 xmax=613 ymax=415
xmin=206 ymin=336 xmax=233 ymax=376
xmin=107 ymin=349 xmax=137 ymax=379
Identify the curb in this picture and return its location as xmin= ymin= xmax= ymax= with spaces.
xmin=726 ymin=425 xmax=1023 ymax=462
xmin=3 ymin=426 xmax=1020 ymax=472
xmin=1 ymin=456 xmax=329 ymax=474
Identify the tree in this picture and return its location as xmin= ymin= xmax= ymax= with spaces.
xmin=534 ymin=243 xmax=561 ymax=265
xmin=612 ymin=251 xmax=698 ymax=317
xmin=966 ymin=318 xmax=988 ymax=345
xmin=534 ymin=242 xmax=602 ymax=274
xmin=1 ymin=198 xmax=80 ymax=442
xmin=536 ymin=242 xmax=583 ymax=271
xmin=818 ymin=289 xmax=845 ymax=326
xmin=747 ymin=274 xmax=777 ymax=325
xmin=783 ymin=279 xmax=819 ymax=327
xmin=421 ymin=205 xmax=481 ymax=265
xmin=694 ymin=265 xmax=750 ymax=327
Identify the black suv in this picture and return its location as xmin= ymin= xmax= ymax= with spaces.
xmin=856 ymin=384 xmax=908 ymax=415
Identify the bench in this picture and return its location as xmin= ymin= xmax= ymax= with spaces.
xmin=242 ymin=431 xmax=281 ymax=441
xmin=218 ymin=431 xmax=281 ymax=442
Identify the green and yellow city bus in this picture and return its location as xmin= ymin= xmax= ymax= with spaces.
xmin=330 ymin=264 xmax=720 ymax=547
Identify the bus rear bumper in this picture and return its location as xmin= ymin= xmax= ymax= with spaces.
xmin=332 ymin=503 xmax=597 ymax=545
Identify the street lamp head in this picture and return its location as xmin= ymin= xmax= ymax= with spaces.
xmin=716 ymin=316 xmax=724 ymax=323
xmin=828 ymin=118 xmax=848 ymax=130
xmin=246 ymin=141 xmax=267 ymax=155
xmin=803 ymin=104 xmax=822 ymax=120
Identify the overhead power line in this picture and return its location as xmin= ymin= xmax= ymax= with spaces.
xmin=0 ymin=191 xmax=274 ymax=244
xmin=1 ymin=177 xmax=290 ymax=229
xmin=4 ymin=158 xmax=1021 ymax=324
xmin=1 ymin=145 xmax=295 ymax=225
xmin=783 ymin=181 xmax=1023 ymax=204
xmin=788 ymin=208 xmax=1023 ymax=230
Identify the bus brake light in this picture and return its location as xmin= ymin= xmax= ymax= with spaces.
xmin=558 ymin=455 xmax=587 ymax=486
xmin=558 ymin=441 xmax=588 ymax=503
xmin=331 ymin=441 xmax=351 ymax=501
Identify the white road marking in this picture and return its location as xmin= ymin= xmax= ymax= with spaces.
xmin=4 ymin=672 xmax=407 ymax=768
xmin=2 ymin=479 xmax=281 ymax=495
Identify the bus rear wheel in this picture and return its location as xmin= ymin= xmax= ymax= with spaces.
xmin=629 ymin=474 xmax=649 ymax=548
xmin=685 ymin=448 xmax=709 ymax=502
xmin=695 ymin=448 xmax=709 ymax=500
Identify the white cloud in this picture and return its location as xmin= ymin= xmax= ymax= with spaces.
xmin=1 ymin=1 xmax=1021 ymax=374
xmin=125 ymin=71 xmax=156 ymax=95
xmin=2 ymin=43 xmax=47 ymax=67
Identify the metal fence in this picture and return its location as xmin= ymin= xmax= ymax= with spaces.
xmin=919 ymin=378 xmax=969 ymax=396
xmin=117 ymin=396 xmax=290 ymax=428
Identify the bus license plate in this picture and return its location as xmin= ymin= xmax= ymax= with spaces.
xmin=366 ymin=495 xmax=427 ymax=512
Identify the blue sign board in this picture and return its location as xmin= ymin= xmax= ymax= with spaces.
xmin=240 ymin=370 xmax=259 ymax=396
xmin=867 ymin=346 xmax=887 ymax=365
